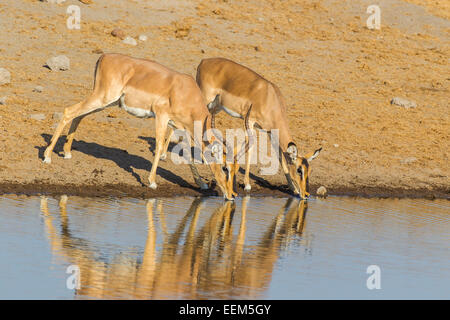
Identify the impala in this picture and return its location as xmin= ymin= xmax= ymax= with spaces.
xmin=196 ymin=57 xmax=321 ymax=199
xmin=43 ymin=53 xmax=240 ymax=200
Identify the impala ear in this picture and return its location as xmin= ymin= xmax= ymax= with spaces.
xmin=305 ymin=147 xmax=322 ymax=162
xmin=286 ymin=142 xmax=298 ymax=162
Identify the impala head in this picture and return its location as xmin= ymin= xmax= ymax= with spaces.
xmin=207 ymin=114 xmax=240 ymax=201
xmin=209 ymin=144 xmax=240 ymax=201
xmin=286 ymin=143 xmax=322 ymax=199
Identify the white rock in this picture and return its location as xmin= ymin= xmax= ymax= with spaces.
xmin=46 ymin=55 xmax=70 ymax=71
xmin=0 ymin=96 xmax=7 ymax=105
xmin=33 ymin=86 xmax=44 ymax=93
xmin=138 ymin=34 xmax=148 ymax=41
xmin=122 ymin=36 xmax=137 ymax=46
xmin=391 ymin=97 xmax=417 ymax=109
xmin=0 ymin=68 xmax=11 ymax=86
xmin=400 ymin=157 xmax=417 ymax=164
xmin=30 ymin=113 xmax=46 ymax=121
xmin=316 ymin=186 xmax=327 ymax=197
xmin=333 ymin=144 xmax=339 ymax=148
xmin=40 ymin=0 xmax=67 ymax=4
xmin=52 ymin=112 xmax=63 ymax=120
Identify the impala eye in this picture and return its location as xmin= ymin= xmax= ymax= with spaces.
xmin=222 ymin=166 xmax=229 ymax=174
xmin=297 ymin=167 xmax=303 ymax=178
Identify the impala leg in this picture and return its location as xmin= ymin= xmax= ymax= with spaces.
xmin=243 ymin=122 xmax=255 ymax=191
xmin=43 ymin=97 xmax=104 ymax=164
xmin=159 ymin=127 xmax=173 ymax=161
xmin=148 ymin=115 xmax=169 ymax=189
xmin=189 ymin=163 xmax=209 ymax=190
xmin=192 ymin=136 xmax=210 ymax=190
xmin=63 ymin=115 xmax=84 ymax=159
xmin=43 ymin=102 xmax=82 ymax=163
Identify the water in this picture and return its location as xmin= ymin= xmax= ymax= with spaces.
xmin=0 ymin=195 xmax=448 ymax=300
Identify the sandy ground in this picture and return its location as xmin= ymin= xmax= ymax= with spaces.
xmin=0 ymin=0 xmax=448 ymax=198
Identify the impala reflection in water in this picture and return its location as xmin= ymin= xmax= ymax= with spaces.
xmin=40 ymin=196 xmax=308 ymax=299
xmin=1 ymin=195 xmax=447 ymax=299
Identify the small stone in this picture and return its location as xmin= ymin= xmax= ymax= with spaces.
xmin=0 ymin=68 xmax=11 ymax=86
xmin=33 ymin=86 xmax=44 ymax=93
xmin=138 ymin=34 xmax=148 ymax=41
xmin=30 ymin=113 xmax=46 ymax=121
xmin=111 ymin=28 xmax=126 ymax=40
xmin=79 ymin=0 xmax=93 ymax=4
xmin=0 ymin=96 xmax=7 ymax=105
xmin=52 ymin=112 xmax=63 ymax=120
xmin=45 ymin=55 xmax=70 ymax=71
xmin=333 ymin=144 xmax=339 ymax=148
xmin=391 ymin=97 xmax=417 ymax=109
xmin=92 ymin=48 xmax=103 ymax=54
xmin=400 ymin=157 xmax=417 ymax=164
xmin=316 ymin=186 xmax=328 ymax=198
xmin=40 ymin=0 xmax=67 ymax=4
xmin=122 ymin=36 xmax=137 ymax=46
xmin=258 ymin=17 xmax=264 ymax=22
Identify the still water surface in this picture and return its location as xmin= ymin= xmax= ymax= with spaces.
xmin=0 ymin=195 xmax=448 ymax=299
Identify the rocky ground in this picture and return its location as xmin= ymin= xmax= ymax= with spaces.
xmin=0 ymin=0 xmax=448 ymax=198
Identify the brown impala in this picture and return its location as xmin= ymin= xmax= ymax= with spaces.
xmin=196 ymin=57 xmax=321 ymax=199
xmin=43 ymin=53 xmax=240 ymax=200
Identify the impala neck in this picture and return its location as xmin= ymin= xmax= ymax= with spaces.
xmin=277 ymin=119 xmax=295 ymax=153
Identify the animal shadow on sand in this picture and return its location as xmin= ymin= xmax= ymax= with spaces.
xmin=38 ymin=134 xmax=214 ymax=194
xmin=237 ymin=168 xmax=292 ymax=195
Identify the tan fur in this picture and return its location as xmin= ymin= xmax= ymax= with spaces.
xmin=43 ymin=54 xmax=236 ymax=200
xmin=196 ymin=57 xmax=321 ymax=198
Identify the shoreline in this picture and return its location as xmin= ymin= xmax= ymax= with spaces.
xmin=0 ymin=182 xmax=448 ymax=200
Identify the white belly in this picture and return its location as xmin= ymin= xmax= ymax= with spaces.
xmin=120 ymin=95 xmax=155 ymax=118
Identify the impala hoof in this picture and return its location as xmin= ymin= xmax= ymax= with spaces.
xmin=244 ymin=184 xmax=251 ymax=191
xmin=149 ymin=182 xmax=157 ymax=190
xmin=64 ymin=153 xmax=72 ymax=159
xmin=43 ymin=157 xmax=51 ymax=164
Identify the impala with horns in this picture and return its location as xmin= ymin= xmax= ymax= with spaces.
xmin=196 ymin=58 xmax=322 ymax=199
xmin=43 ymin=53 xmax=239 ymax=200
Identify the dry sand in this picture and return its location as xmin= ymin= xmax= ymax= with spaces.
xmin=0 ymin=0 xmax=448 ymax=198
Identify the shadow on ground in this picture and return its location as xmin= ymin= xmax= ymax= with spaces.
xmin=37 ymin=134 xmax=208 ymax=193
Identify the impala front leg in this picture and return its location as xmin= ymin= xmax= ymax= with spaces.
xmin=243 ymin=121 xmax=255 ymax=191
xmin=148 ymin=114 xmax=169 ymax=189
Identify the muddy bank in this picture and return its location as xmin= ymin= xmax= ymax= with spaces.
xmin=0 ymin=182 xmax=448 ymax=200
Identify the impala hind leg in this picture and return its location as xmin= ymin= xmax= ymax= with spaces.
xmin=43 ymin=96 xmax=106 ymax=163
xmin=63 ymin=115 xmax=85 ymax=159
xmin=148 ymin=115 xmax=169 ymax=189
